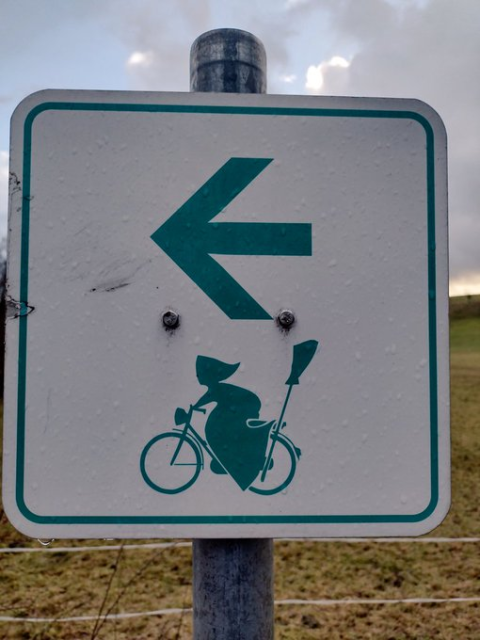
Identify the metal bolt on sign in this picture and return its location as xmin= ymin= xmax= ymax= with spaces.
xmin=190 ymin=28 xmax=274 ymax=640
xmin=162 ymin=309 xmax=180 ymax=330
xmin=277 ymin=309 xmax=296 ymax=330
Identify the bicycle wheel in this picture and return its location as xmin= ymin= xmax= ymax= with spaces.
xmin=249 ymin=434 xmax=297 ymax=496
xmin=140 ymin=432 xmax=202 ymax=494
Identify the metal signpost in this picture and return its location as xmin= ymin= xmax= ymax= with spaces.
xmin=189 ymin=30 xmax=274 ymax=639
xmin=3 ymin=27 xmax=449 ymax=640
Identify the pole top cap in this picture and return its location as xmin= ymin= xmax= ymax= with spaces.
xmin=190 ymin=28 xmax=267 ymax=93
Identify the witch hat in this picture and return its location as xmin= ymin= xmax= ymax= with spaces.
xmin=196 ymin=356 xmax=240 ymax=385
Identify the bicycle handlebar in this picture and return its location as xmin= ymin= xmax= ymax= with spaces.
xmin=191 ymin=405 xmax=207 ymax=415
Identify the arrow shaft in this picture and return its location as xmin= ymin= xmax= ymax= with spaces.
xmin=206 ymin=222 xmax=312 ymax=256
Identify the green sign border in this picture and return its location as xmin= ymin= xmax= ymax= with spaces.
xmin=15 ymin=100 xmax=439 ymax=525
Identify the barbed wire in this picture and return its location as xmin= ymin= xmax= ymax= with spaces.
xmin=2 ymin=597 xmax=480 ymax=624
xmin=1 ymin=537 xmax=480 ymax=554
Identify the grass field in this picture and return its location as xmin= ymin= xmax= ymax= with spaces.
xmin=1 ymin=298 xmax=479 ymax=638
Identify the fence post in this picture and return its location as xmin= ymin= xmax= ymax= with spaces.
xmin=190 ymin=28 xmax=274 ymax=640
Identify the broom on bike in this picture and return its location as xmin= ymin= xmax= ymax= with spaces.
xmin=259 ymin=339 xmax=319 ymax=484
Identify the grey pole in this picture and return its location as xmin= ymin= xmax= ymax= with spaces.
xmin=193 ymin=538 xmax=274 ymax=639
xmin=190 ymin=29 xmax=274 ymax=640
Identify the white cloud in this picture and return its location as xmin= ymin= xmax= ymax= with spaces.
xmin=280 ymin=74 xmax=297 ymax=83
xmin=450 ymin=273 xmax=480 ymax=297
xmin=285 ymin=0 xmax=309 ymax=8
xmin=126 ymin=50 xmax=154 ymax=69
xmin=305 ymin=65 xmax=323 ymax=92
xmin=330 ymin=56 xmax=350 ymax=68
xmin=305 ymin=56 xmax=350 ymax=92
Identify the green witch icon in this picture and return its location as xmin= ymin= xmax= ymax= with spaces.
xmin=193 ymin=355 xmax=270 ymax=490
xmin=140 ymin=340 xmax=318 ymax=495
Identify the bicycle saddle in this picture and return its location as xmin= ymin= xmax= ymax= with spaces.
xmin=246 ymin=419 xmax=275 ymax=430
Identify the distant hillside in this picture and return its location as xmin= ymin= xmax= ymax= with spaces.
xmin=450 ymin=294 xmax=480 ymax=320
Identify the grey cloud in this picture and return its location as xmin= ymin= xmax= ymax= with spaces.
xmin=304 ymin=0 xmax=480 ymax=282
xmin=450 ymin=214 xmax=480 ymax=277
xmin=117 ymin=0 xmax=298 ymax=94
xmin=112 ymin=0 xmax=300 ymax=94
xmin=244 ymin=13 xmax=298 ymax=88
xmin=113 ymin=0 xmax=212 ymax=91
xmin=2 ymin=0 xmax=477 ymax=285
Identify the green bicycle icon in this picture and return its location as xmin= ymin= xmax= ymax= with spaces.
xmin=140 ymin=340 xmax=318 ymax=495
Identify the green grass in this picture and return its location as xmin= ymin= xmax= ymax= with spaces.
xmin=450 ymin=318 xmax=480 ymax=352
xmin=0 ymin=311 xmax=479 ymax=638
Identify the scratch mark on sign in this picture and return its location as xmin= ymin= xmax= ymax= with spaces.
xmin=9 ymin=172 xmax=21 ymax=195
xmin=90 ymin=282 xmax=130 ymax=293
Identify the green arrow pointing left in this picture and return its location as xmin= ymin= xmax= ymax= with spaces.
xmin=151 ymin=157 xmax=312 ymax=320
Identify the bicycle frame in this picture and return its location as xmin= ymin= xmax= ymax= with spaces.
xmin=140 ymin=403 xmax=301 ymax=495
xmin=170 ymin=405 xmax=223 ymax=472
xmin=171 ymin=404 xmax=298 ymax=485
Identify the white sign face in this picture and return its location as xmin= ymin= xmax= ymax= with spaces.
xmin=3 ymin=90 xmax=449 ymax=538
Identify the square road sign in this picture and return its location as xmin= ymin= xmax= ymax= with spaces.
xmin=3 ymin=90 xmax=449 ymax=538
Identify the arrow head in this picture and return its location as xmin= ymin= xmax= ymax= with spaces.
xmin=151 ymin=158 xmax=312 ymax=320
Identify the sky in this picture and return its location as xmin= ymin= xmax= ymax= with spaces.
xmin=0 ymin=0 xmax=479 ymax=295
